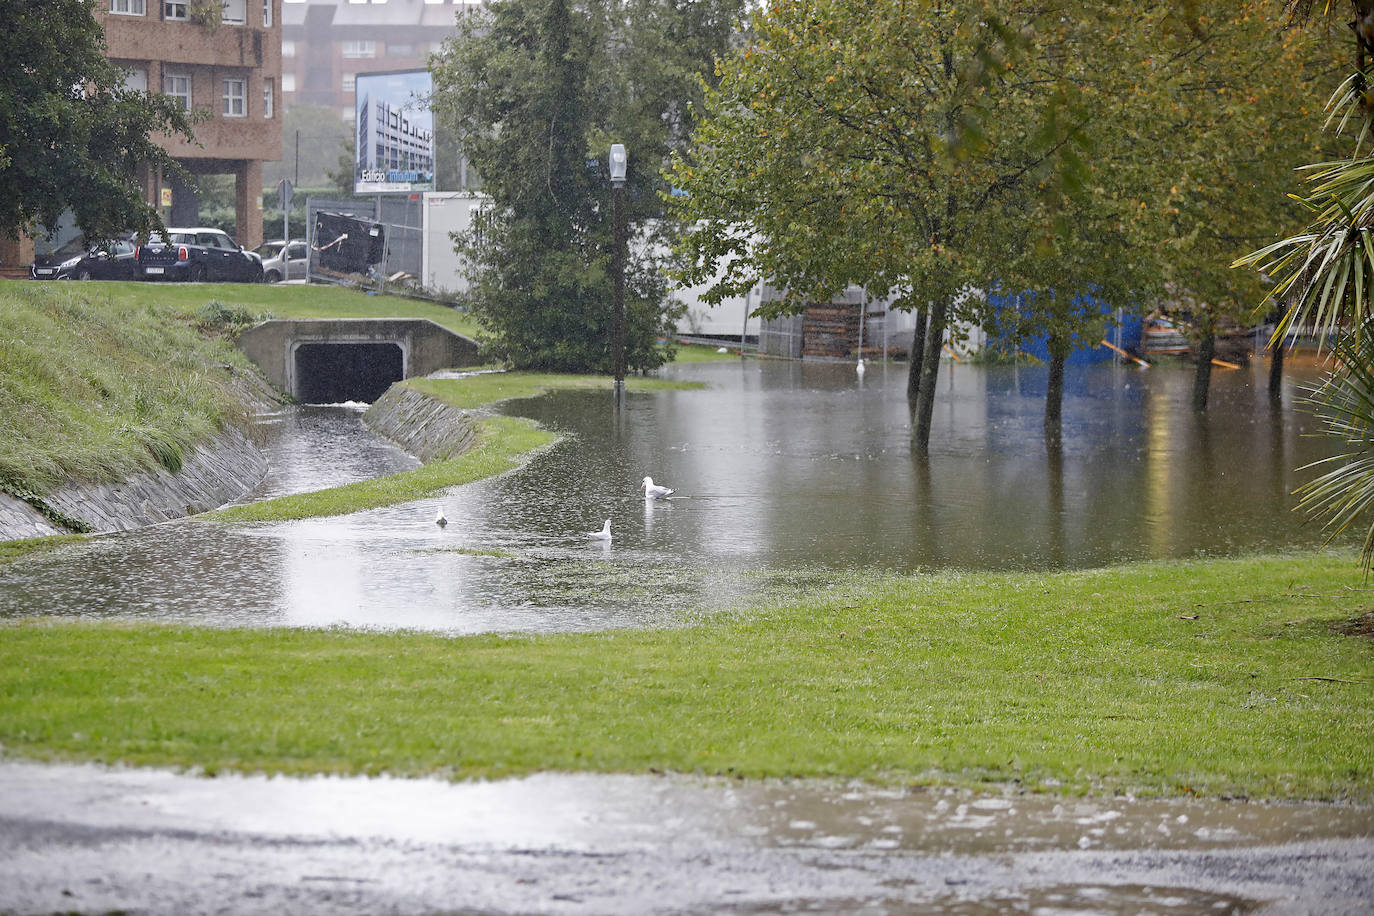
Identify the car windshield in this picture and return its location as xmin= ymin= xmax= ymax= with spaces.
xmin=39 ymin=237 xmax=90 ymax=259
xmin=255 ymin=242 xmax=286 ymax=258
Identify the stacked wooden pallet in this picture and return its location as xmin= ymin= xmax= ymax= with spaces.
xmin=802 ymin=306 xmax=860 ymax=358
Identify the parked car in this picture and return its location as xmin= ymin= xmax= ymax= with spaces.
xmin=135 ymin=228 xmax=264 ymax=283
xmin=255 ymin=239 xmax=308 ymax=283
xmin=31 ymin=237 xmax=139 ymax=281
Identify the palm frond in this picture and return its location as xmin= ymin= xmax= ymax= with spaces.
xmin=1296 ymin=329 xmax=1374 ymax=574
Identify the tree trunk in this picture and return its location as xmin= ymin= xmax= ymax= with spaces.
xmin=1045 ymin=332 xmax=1066 ymax=435
xmin=912 ymin=299 xmax=949 ymax=456
xmin=907 ymin=308 xmax=928 ymax=403
xmin=1045 ymin=431 xmax=1065 ymax=566
xmin=1192 ymin=332 xmax=1215 ymax=411
xmin=1268 ymin=339 xmax=1285 ymax=404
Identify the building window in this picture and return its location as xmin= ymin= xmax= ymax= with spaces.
xmin=263 ymin=78 xmax=274 ymax=118
xmin=342 ymin=73 xmax=355 ymax=92
xmin=282 ymin=72 xmax=296 ymax=92
xmin=163 ymin=70 xmax=191 ymax=109
xmin=222 ymin=78 xmax=247 ymax=117
xmin=110 ymin=0 xmax=147 ymax=15
xmin=222 ymin=0 xmax=246 ymax=23
xmin=341 ymin=40 xmax=375 ymax=59
xmin=164 ymin=0 xmax=187 ymax=18
xmin=262 ymin=0 xmax=271 ymax=26
xmin=119 ymin=64 xmax=149 ymax=91
xmin=282 ymin=40 xmax=295 ymax=58
xmin=386 ymin=42 xmax=413 ymax=57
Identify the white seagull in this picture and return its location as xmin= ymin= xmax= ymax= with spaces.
xmin=435 ymin=507 xmax=448 ymax=527
xmin=642 ymin=476 xmax=674 ymax=499
xmin=856 ymin=358 xmax=866 ymax=376
xmin=586 ymin=519 xmax=612 ymax=541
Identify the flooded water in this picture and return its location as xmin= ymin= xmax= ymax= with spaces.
xmin=243 ymin=403 xmax=420 ymax=501
xmin=0 ymin=359 xmax=1346 ymax=633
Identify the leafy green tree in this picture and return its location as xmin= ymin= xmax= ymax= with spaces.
xmin=0 ymin=0 xmax=196 ymax=243
xmin=670 ymin=1 xmax=1176 ymax=453
xmin=671 ymin=1 xmax=1332 ymax=449
xmin=430 ymin=0 xmax=741 ymax=372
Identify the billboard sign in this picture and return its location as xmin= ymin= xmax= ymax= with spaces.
xmin=354 ymin=70 xmax=435 ymax=195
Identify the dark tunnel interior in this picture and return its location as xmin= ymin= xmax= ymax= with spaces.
xmin=294 ymin=343 xmax=404 ymax=403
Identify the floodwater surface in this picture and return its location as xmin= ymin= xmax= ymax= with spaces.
xmin=0 ymin=359 xmax=1345 ymax=633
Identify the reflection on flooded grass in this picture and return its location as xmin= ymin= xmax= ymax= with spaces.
xmin=0 ymin=360 xmax=1351 ymax=633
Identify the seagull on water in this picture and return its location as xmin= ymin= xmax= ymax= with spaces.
xmin=642 ymin=476 xmax=674 ymax=499
xmin=586 ymin=519 xmax=612 ymax=541
xmin=435 ymin=507 xmax=448 ymax=527
xmin=856 ymin=358 xmax=866 ymax=377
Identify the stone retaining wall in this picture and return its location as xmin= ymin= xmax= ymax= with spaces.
xmin=362 ymin=385 xmax=478 ymax=463
xmin=0 ymin=426 xmax=269 ymax=543
xmin=0 ymin=378 xmax=471 ymax=545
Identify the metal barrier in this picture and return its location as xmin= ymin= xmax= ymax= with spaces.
xmin=305 ymin=196 xmax=424 ymax=286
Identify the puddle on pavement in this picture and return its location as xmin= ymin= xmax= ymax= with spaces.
xmin=1 ymin=762 xmax=1369 ymax=915
xmin=9 ymin=764 xmax=1369 ymax=854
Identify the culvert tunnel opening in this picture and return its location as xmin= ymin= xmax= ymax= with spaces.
xmin=295 ymin=342 xmax=404 ymax=404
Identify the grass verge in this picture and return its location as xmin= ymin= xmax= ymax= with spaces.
xmin=208 ymin=416 xmax=555 ymax=524
xmin=69 ymin=281 xmax=481 ymax=339
xmin=2 ymin=551 xmax=1370 ymax=800
xmin=0 ymin=535 xmax=86 ymax=564
xmin=0 ymin=284 xmax=259 ymax=494
xmin=666 ymin=341 xmax=750 ymax=362
xmin=403 ymin=371 xmax=703 ymax=410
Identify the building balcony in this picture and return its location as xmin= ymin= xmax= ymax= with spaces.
xmin=157 ymin=114 xmax=282 ymax=164
xmin=101 ymin=14 xmax=280 ymax=71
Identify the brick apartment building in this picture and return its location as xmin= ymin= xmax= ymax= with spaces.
xmin=0 ymin=0 xmax=282 ymax=275
xmin=103 ymin=0 xmax=283 ymax=248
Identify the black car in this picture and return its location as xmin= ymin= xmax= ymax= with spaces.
xmin=135 ymin=228 xmax=264 ymax=283
xmin=31 ymin=237 xmax=139 ymax=281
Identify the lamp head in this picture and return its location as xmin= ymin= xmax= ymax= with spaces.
xmin=609 ymin=143 xmax=627 ymax=186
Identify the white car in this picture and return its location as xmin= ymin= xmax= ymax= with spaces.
xmin=255 ymin=239 xmax=308 ymax=283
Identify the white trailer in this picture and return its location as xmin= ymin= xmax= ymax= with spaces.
xmin=420 ymin=192 xmax=488 ymax=295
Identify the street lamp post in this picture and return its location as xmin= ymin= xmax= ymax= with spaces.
xmin=609 ymin=143 xmax=627 ymax=405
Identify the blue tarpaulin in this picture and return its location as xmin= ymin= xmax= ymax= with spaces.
xmin=984 ymin=290 xmax=1142 ymax=365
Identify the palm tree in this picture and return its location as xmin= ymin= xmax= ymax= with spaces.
xmin=1295 ymin=328 xmax=1374 ymax=572
xmin=1235 ymin=65 xmax=1374 ymax=570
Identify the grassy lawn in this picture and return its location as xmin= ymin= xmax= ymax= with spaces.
xmin=1 ymin=551 xmax=1370 ymax=799
xmin=404 ymin=371 xmax=703 ymax=410
xmin=667 ymin=340 xmax=751 ymax=362
xmin=0 ymin=283 xmax=259 ymax=493
xmin=77 ymin=280 xmax=481 ymax=339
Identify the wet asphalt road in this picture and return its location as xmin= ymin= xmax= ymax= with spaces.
xmin=1 ymin=761 xmax=1371 ymax=915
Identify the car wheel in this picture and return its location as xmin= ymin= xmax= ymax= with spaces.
xmin=253 ymin=265 xmax=265 ymax=283
xmin=189 ymin=264 xmax=207 ymax=283
xmin=265 ymin=270 xmax=282 ymax=284
xmin=76 ymin=269 xmax=93 ymax=281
